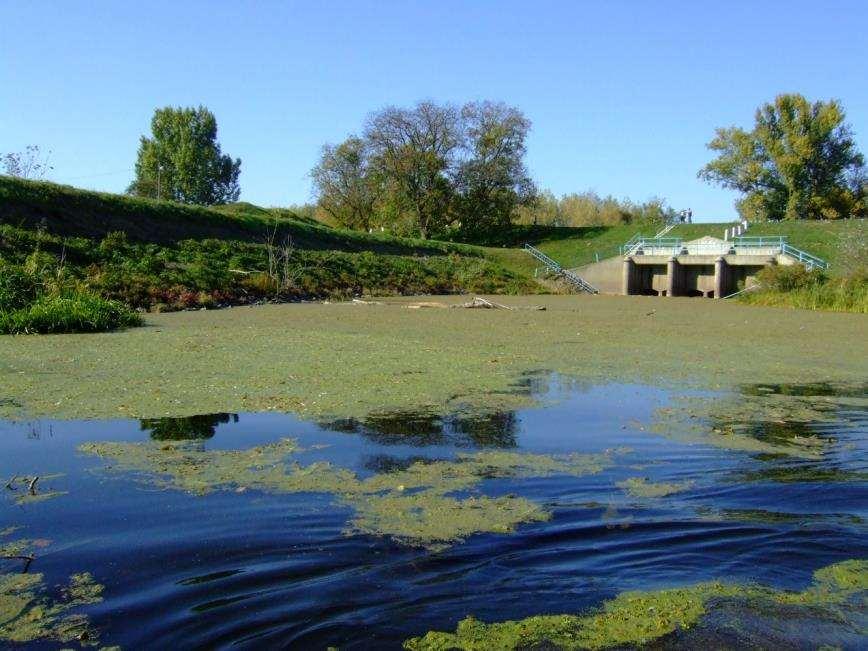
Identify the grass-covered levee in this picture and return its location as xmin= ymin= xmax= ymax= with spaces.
xmin=0 ymin=176 xmax=539 ymax=333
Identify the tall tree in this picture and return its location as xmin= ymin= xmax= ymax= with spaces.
xmin=699 ymin=94 xmax=865 ymax=220
xmin=364 ymin=101 xmax=462 ymax=238
xmin=128 ymin=106 xmax=241 ymax=205
xmin=310 ymin=136 xmax=381 ymax=230
xmin=455 ymin=101 xmax=535 ymax=235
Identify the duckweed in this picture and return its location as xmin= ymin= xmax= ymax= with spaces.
xmin=651 ymin=387 xmax=867 ymax=458
xmin=1 ymin=530 xmax=104 ymax=646
xmin=2 ymin=296 xmax=865 ymax=421
xmin=78 ymin=440 xmax=614 ymax=548
xmin=616 ymin=477 xmax=693 ymax=498
xmin=403 ymin=559 xmax=868 ymax=650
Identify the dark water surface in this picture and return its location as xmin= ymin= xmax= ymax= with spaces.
xmin=1 ymin=381 xmax=866 ymax=649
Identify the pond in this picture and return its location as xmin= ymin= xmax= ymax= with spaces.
xmin=1 ymin=379 xmax=866 ymax=649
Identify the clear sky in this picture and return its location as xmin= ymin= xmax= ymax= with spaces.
xmin=2 ymin=1 xmax=866 ymax=221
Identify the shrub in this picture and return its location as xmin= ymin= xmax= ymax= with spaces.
xmin=755 ymin=264 xmax=824 ymax=292
xmin=0 ymin=293 xmax=142 ymax=334
xmin=0 ymin=262 xmax=38 ymax=310
xmin=742 ymin=266 xmax=867 ymax=313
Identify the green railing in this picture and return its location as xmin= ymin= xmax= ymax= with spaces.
xmin=620 ymin=236 xmax=683 ymax=255
xmin=731 ymin=236 xmax=787 ymax=247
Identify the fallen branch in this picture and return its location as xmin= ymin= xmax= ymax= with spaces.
xmin=454 ymin=297 xmax=511 ymax=310
xmin=1 ymin=554 xmax=35 ymax=572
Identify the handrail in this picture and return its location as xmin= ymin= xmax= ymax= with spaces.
xmin=523 ymin=244 xmax=598 ymax=294
xmin=620 ymin=236 xmax=684 ymax=256
xmin=732 ymin=236 xmax=787 ymax=246
xmin=782 ymin=243 xmax=829 ymax=270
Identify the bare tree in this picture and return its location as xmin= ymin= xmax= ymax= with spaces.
xmin=2 ymin=145 xmax=53 ymax=179
xmin=263 ymin=224 xmax=310 ymax=299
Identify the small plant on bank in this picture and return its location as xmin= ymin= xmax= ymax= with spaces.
xmin=0 ymin=292 xmax=143 ymax=334
xmin=0 ymin=258 xmax=142 ymax=335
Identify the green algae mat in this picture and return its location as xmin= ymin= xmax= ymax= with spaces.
xmin=1 ymin=295 xmax=865 ymax=421
xmin=1 ymin=297 xmax=866 ymax=648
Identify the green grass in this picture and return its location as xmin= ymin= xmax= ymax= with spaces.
xmin=0 ymin=175 xmax=479 ymax=257
xmin=0 ymin=293 xmax=142 ymax=334
xmin=748 ymin=220 xmax=866 ymax=271
xmin=740 ymin=273 xmax=868 ymax=313
xmin=0 ymin=224 xmax=538 ymax=311
xmin=0 ymin=177 xmax=540 ymax=315
xmin=475 ymin=224 xmax=648 ymax=273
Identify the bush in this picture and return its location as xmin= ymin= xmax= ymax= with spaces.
xmin=0 ymin=262 xmax=38 ymax=310
xmin=755 ymin=264 xmax=824 ymax=292
xmin=743 ymin=266 xmax=867 ymax=313
xmin=0 ymin=293 xmax=142 ymax=334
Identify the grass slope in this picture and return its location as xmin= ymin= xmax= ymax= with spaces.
xmin=0 ymin=176 xmax=477 ymax=256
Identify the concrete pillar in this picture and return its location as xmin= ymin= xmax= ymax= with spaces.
xmin=666 ymin=257 xmax=680 ymax=297
xmin=622 ymin=257 xmax=635 ymax=295
xmin=714 ymin=256 xmax=728 ymax=299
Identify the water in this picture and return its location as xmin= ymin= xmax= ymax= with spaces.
xmin=1 ymin=381 xmax=866 ymax=649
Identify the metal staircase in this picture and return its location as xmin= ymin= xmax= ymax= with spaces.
xmin=523 ymin=244 xmax=599 ymax=294
xmin=653 ymin=223 xmax=676 ymax=238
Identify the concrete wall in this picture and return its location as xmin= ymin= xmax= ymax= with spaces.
xmin=571 ymin=257 xmax=625 ymax=294
xmin=573 ymin=250 xmax=787 ymax=298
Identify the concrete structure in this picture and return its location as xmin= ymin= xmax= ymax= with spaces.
xmin=574 ymin=235 xmax=825 ymax=299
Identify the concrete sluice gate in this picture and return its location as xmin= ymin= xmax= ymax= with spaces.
xmin=622 ymin=255 xmax=768 ymax=298
xmin=575 ymin=236 xmax=811 ymax=299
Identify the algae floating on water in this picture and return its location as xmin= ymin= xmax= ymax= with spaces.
xmin=78 ymin=440 xmax=615 ymax=548
xmin=0 ymin=529 xmax=105 ymax=646
xmin=650 ymin=383 xmax=868 ymax=459
xmin=403 ymin=559 xmax=868 ymax=650
xmin=616 ymin=476 xmax=693 ymax=498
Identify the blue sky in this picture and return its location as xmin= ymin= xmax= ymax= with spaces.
xmin=2 ymin=1 xmax=866 ymax=221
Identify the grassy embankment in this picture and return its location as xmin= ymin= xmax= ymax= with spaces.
xmin=0 ymin=177 xmax=538 ymax=332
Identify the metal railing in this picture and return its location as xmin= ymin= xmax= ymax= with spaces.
xmin=619 ymin=233 xmax=643 ymax=256
xmin=620 ymin=237 xmax=684 ymax=256
xmin=619 ymin=234 xmax=829 ymax=271
xmin=731 ymin=237 xmax=828 ymax=270
xmin=523 ymin=244 xmax=598 ymax=294
xmin=781 ymin=243 xmax=829 ymax=271
xmin=731 ymin=236 xmax=787 ymax=247
xmin=654 ymin=223 xmax=677 ymax=238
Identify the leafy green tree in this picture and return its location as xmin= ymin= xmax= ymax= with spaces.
xmin=364 ymin=101 xmax=462 ymax=239
xmin=311 ymin=136 xmax=382 ymax=230
xmin=455 ymin=101 xmax=535 ymax=236
xmin=128 ymin=106 xmax=241 ymax=205
xmin=699 ymin=94 xmax=865 ymax=220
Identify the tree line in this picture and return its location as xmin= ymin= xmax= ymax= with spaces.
xmin=3 ymin=93 xmax=865 ymax=228
xmin=311 ymin=100 xmax=535 ymax=238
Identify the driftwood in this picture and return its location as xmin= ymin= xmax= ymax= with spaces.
xmin=404 ymin=301 xmax=450 ymax=309
xmin=453 ymin=297 xmax=546 ymax=311
xmin=342 ymin=296 xmax=546 ymax=311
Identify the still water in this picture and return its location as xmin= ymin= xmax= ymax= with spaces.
xmin=1 ymin=380 xmax=866 ymax=649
